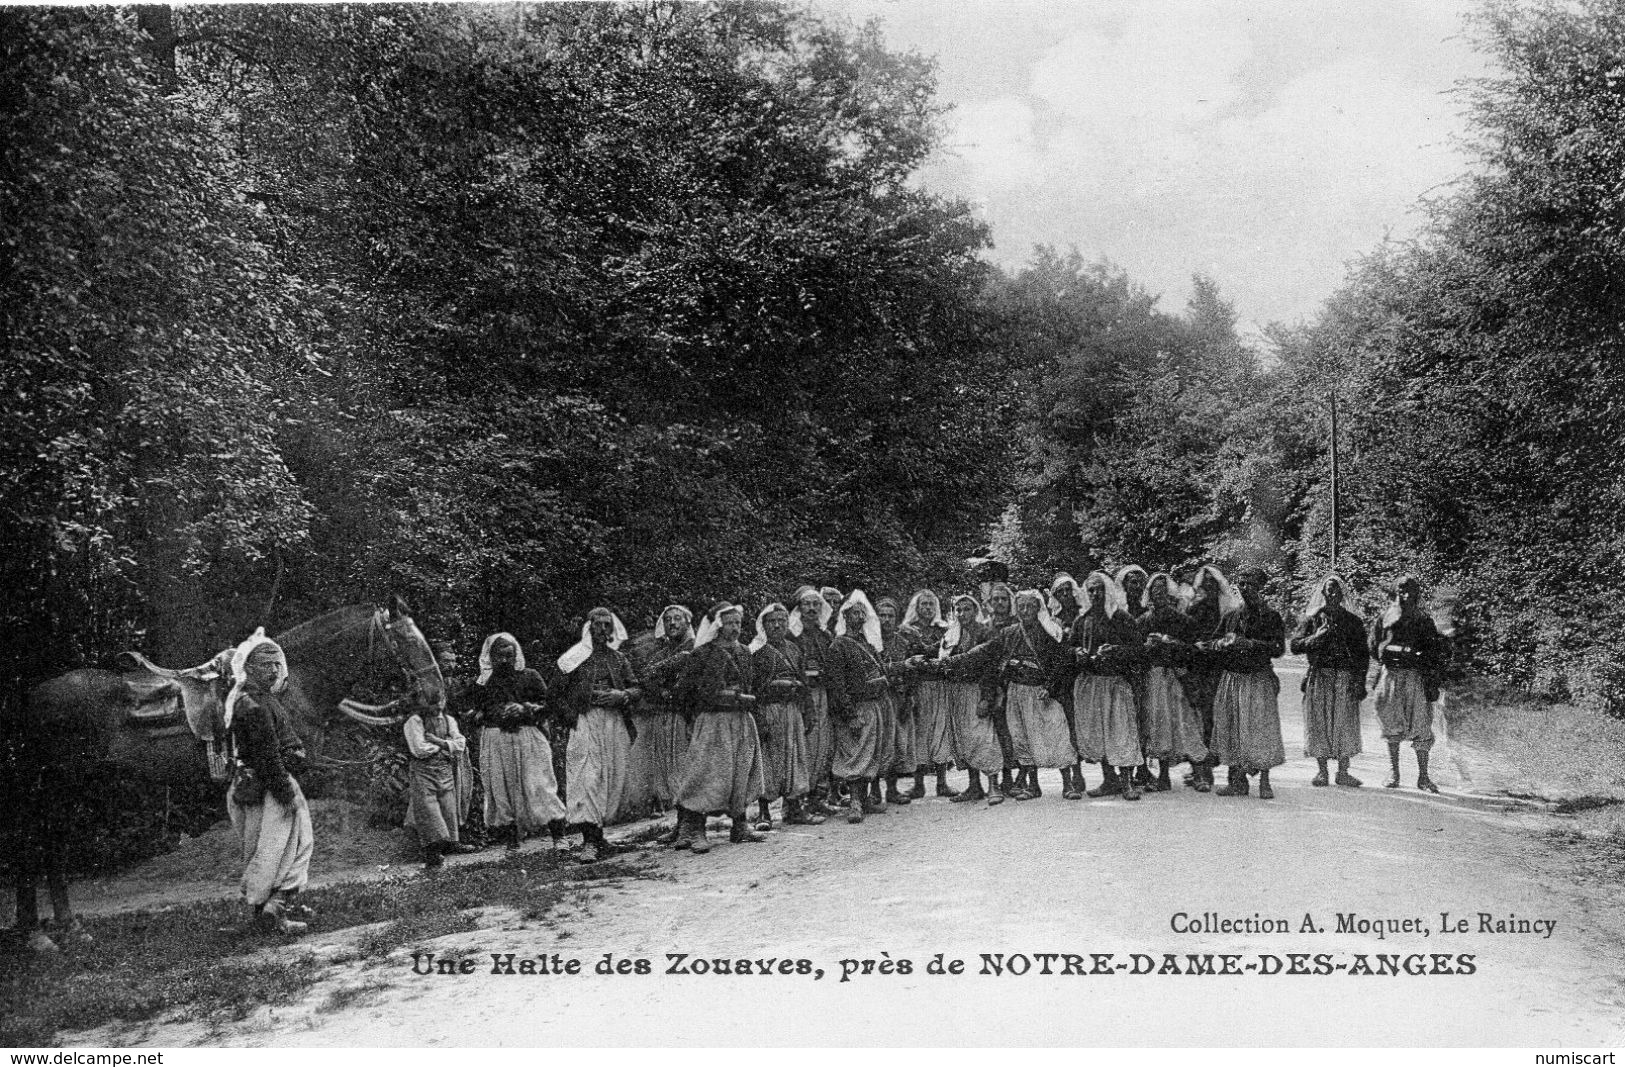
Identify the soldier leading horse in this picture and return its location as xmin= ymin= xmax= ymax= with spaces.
xmin=2 ymin=597 xmax=444 ymax=951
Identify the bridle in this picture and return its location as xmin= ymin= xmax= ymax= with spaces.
xmin=370 ymin=610 xmax=442 ymax=696
xmin=334 ymin=609 xmax=444 ymax=727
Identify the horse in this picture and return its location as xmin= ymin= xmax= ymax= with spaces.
xmin=1 ymin=596 xmax=444 ymax=952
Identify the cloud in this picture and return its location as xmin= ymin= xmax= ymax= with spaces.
xmin=1030 ymin=3 xmax=1255 ymax=127
xmin=830 ymin=0 xmax=1484 ymax=330
xmin=952 ymin=98 xmax=1049 ymax=191
xmin=923 ymin=0 xmax=1482 ymax=328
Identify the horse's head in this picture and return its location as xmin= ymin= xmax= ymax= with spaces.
xmin=281 ymin=598 xmax=445 ymax=735
xmin=379 ymin=595 xmax=445 ymax=709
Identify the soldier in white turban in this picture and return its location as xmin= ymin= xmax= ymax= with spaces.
xmin=558 ymin=608 xmax=640 ymax=863
xmin=750 ymin=602 xmax=824 ymax=828
xmin=1291 ymin=574 xmax=1369 ymax=788
xmin=824 ymin=591 xmax=891 ymax=823
xmin=791 ymin=584 xmax=840 ymax=814
xmin=225 ymin=631 xmax=313 ymax=935
xmin=672 ymin=602 xmax=768 ymax=852
xmin=474 ymin=632 xmax=568 ymax=852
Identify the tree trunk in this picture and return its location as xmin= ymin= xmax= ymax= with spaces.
xmin=135 ymin=5 xmax=179 ymax=89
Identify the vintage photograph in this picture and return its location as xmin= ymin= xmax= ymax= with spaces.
xmin=2 ymin=0 xmax=1624 ymax=1050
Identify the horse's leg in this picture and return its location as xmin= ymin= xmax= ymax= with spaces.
xmin=14 ymin=856 xmax=40 ymax=932
xmin=46 ymin=809 xmax=78 ymax=937
xmin=6 ymin=765 xmax=41 ymax=931
xmin=12 ymin=812 xmax=57 ymax=952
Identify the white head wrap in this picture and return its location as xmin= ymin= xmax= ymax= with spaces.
xmin=1047 ymin=573 xmax=1082 ymax=617
xmin=694 ymin=602 xmax=744 ymax=651
xmin=1303 ymin=573 xmax=1349 ymax=620
xmin=834 ymin=589 xmax=883 ymax=652
xmin=1015 ymin=589 xmax=1065 ymax=641
xmin=224 ymin=628 xmax=287 ymax=728
xmin=1115 ymin=564 xmax=1149 ymax=598
xmin=1194 ymin=564 xmax=1244 ymax=617
xmin=787 ymin=584 xmax=833 ymax=638
xmin=941 ymin=593 xmax=982 ymax=658
xmin=749 ymin=602 xmax=789 ymax=653
xmin=901 ymin=589 xmax=945 ymax=633
xmin=1143 ymin=572 xmax=1177 ymax=611
xmin=654 ymin=604 xmax=693 ymax=641
xmin=1078 ymin=571 xmax=1129 ymax=619
xmin=558 ymin=610 xmax=628 ymax=675
xmin=477 ymin=631 xmax=525 ymax=685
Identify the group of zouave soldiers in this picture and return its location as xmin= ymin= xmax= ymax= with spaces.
xmin=400 ymin=564 xmax=1450 ymax=865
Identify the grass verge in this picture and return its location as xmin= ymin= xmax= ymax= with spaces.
xmin=1446 ymin=676 xmax=1625 ymax=803
xmin=0 ymin=850 xmax=648 ymax=1047
xmin=1445 ymin=677 xmax=1625 ymax=882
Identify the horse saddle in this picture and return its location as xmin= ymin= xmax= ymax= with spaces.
xmin=115 ymin=648 xmax=232 ymax=742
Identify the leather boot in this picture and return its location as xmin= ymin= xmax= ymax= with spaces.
xmin=657 ymin=816 xmax=682 ymax=846
xmin=730 ymin=813 xmax=767 ymax=843
xmin=860 ymin=780 xmax=888 ymax=814
xmin=576 ymin=824 xmax=604 ymax=864
xmin=784 ymin=797 xmax=826 ymax=825
xmin=806 ymin=784 xmax=838 ymax=816
xmin=689 ymin=812 xmax=714 ymax=854
xmin=951 ymin=772 xmax=985 ymax=803
xmin=1087 ymin=764 xmax=1123 ymax=798
xmin=1215 ymin=767 xmax=1250 ymax=797
xmin=1120 ymin=766 xmax=1141 ymax=801
xmin=1416 ymin=751 xmax=1439 ymax=793
xmin=256 ymin=898 xmax=308 ymax=936
xmin=424 ymin=843 xmax=445 ymax=870
xmin=673 ymin=807 xmax=696 ymax=850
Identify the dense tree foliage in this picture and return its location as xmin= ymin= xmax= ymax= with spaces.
xmin=0 ymin=9 xmax=318 ymax=685
xmin=1270 ymin=0 xmax=1625 ymax=710
xmin=6 ymin=0 xmax=1623 ymax=731
xmin=985 ymin=250 xmax=1314 ymax=589
xmin=989 ymin=1 xmax=1625 ymax=716
xmin=0 ymin=1 xmax=1017 ymax=703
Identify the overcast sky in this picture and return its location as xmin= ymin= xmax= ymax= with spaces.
xmin=815 ymin=0 xmax=1490 ymax=336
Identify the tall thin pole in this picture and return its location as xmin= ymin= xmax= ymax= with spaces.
xmin=1329 ymin=388 xmax=1340 ymax=570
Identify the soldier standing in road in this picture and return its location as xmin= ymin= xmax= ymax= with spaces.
xmin=1370 ymin=574 xmax=1447 ymax=793
xmin=672 ymin=602 xmax=768 ymax=852
xmin=1204 ymin=566 xmax=1287 ymax=799
xmin=1292 ymin=574 xmax=1370 ymax=788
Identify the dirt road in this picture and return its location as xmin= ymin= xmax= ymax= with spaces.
xmin=82 ymin=659 xmax=1625 ymax=1046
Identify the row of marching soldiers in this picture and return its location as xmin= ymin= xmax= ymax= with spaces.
xmin=402 ymin=565 xmax=1447 ymax=863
